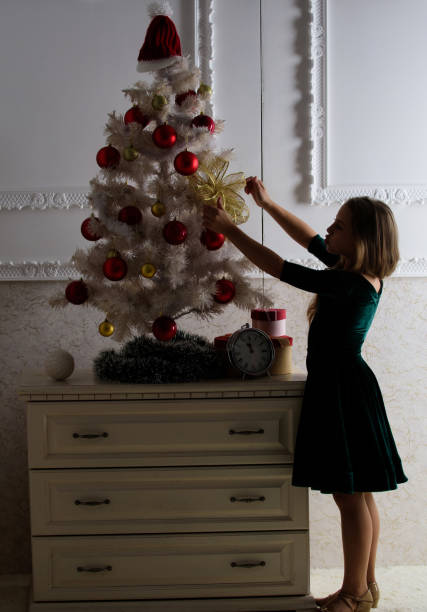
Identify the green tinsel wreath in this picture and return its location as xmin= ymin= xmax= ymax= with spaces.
xmin=93 ymin=331 xmax=227 ymax=384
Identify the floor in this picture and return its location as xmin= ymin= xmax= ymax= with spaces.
xmin=1 ymin=566 xmax=426 ymax=612
xmin=311 ymin=566 xmax=427 ymax=612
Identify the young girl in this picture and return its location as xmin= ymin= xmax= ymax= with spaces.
xmin=202 ymin=178 xmax=408 ymax=612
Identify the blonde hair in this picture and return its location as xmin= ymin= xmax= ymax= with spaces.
xmin=307 ymin=197 xmax=399 ymax=322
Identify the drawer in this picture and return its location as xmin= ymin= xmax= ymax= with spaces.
xmin=29 ymin=466 xmax=308 ymax=535
xmin=26 ymin=398 xmax=301 ymax=468
xmin=31 ymin=531 xmax=309 ymax=601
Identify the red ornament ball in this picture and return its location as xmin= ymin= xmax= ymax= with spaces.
xmin=152 ymin=124 xmax=177 ymax=149
xmin=163 ymin=220 xmax=188 ymax=245
xmin=96 ymin=145 xmax=120 ymax=169
xmin=65 ymin=280 xmax=88 ymax=305
xmin=200 ymin=229 xmax=225 ymax=250
xmin=175 ymin=90 xmax=197 ymax=106
xmin=124 ymin=106 xmax=150 ymax=127
xmin=174 ymin=150 xmax=199 ymax=176
xmin=118 ymin=205 xmax=142 ymax=225
xmin=81 ymin=216 xmax=101 ymax=241
xmin=191 ymin=113 xmax=215 ymax=133
xmin=103 ymin=256 xmax=127 ymax=281
xmin=152 ymin=316 xmax=177 ymax=341
xmin=214 ymin=278 xmax=235 ymax=303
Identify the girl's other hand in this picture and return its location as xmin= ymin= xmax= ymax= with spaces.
xmin=202 ymin=197 xmax=235 ymax=235
xmin=245 ymin=176 xmax=272 ymax=208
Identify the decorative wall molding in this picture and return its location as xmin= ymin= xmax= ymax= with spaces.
xmin=309 ymin=0 xmax=427 ymax=207
xmin=394 ymin=258 xmax=427 ymax=277
xmin=311 ymin=185 xmax=427 ymax=208
xmin=0 ymin=261 xmax=76 ymax=281
xmin=289 ymin=257 xmax=427 ymax=277
xmin=0 ymin=190 xmax=89 ymax=211
xmin=2 ymin=258 xmax=425 ymax=281
xmin=196 ymin=0 xmax=215 ymax=117
xmin=0 ymin=0 xmax=214 ymax=212
xmin=310 ymin=0 xmax=327 ymax=205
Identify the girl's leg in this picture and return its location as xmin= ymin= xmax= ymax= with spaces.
xmin=364 ymin=492 xmax=380 ymax=584
xmin=333 ymin=491 xmax=371 ymax=596
xmin=315 ymin=492 xmax=376 ymax=610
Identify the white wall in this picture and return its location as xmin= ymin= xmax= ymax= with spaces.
xmin=0 ymin=0 xmax=195 ymax=263
xmin=2 ymin=0 xmax=426 ymax=269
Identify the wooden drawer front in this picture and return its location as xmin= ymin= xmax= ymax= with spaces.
xmin=32 ymin=531 xmax=309 ymax=601
xmin=27 ymin=398 xmax=301 ymax=468
xmin=29 ymin=466 xmax=308 ymax=535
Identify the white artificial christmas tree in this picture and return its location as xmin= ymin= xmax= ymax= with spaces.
xmin=50 ymin=2 xmax=272 ymax=347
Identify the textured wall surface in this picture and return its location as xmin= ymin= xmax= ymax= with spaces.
xmin=1 ymin=276 xmax=425 ymax=573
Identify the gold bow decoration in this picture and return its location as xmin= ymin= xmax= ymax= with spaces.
xmin=188 ymin=156 xmax=249 ymax=225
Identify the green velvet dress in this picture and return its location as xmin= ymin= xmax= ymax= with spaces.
xmin=280 ymin=234 xmax=408 ymax=494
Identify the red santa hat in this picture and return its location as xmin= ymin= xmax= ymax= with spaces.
xmin=137 ymin=2 xmax=182 ymax=73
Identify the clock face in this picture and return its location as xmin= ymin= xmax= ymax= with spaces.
xmin=227 ymin=328 xmax=275 ymax=376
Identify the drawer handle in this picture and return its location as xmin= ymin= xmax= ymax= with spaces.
xmin=72 ymin=432 xmax=109 ymax=439
xmin=230 ymin=496 xmax=266 ymax=503
xmin=77 ymin=565 xmax=112 ymax=573
xmin=229 ymin=428 xmax=264 ymax=435
xmin=75 ymin=499 xmax=111 ymax=506
xmin=230 ymin=561 xmax=266 ymax=568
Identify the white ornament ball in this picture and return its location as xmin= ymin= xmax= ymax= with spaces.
xmin=44 ymin=349 xmax=75 ymax=381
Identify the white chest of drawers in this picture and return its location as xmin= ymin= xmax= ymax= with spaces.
xmin=20 ymin=370 xmax=315 ymax=611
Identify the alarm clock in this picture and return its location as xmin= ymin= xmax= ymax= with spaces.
xmin=226 ymin=324 xmax=275 ymax=378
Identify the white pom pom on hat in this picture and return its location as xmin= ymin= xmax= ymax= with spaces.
xmin=148 ymin=1 xmax=173 ymax=19
xmin=137 ymin=1 xmax=182 ymax=73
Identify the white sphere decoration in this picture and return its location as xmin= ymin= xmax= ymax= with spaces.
xmin=44 ymin=349 xmax=75 ymax=381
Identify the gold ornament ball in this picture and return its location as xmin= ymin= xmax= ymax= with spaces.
xmin=99 ymin=320 xmax=114 ymax=337
xmin=107 ymin=249 xmax=120 ymax=259
xmin=141 ymin=263 xmax=156 ymax=278
xmin=123 ymin=145 xmax=139 ymax=161
xmin=152 ymin=94 xmax=168 ymax=110
xmin=151 ymin=200 xmax=166 ymax=217
xmin=197 ymin=83 xmax=212 ymax=96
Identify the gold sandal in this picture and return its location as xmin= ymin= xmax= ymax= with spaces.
xmin=316 ymin=582 xmax=379 ymax=610
xmin=319 ymin=588 xmax=373 ymax=612
xmin=315 ymin=590 xmax=340 ymax=607
xmin=368 ymin=581 xmax=380 ymax=608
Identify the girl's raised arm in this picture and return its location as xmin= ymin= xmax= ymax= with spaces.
xmin=202 ymin=199 xmax=284 ymax=279
xmin=245 ymin=177 xmax=317 ymax=249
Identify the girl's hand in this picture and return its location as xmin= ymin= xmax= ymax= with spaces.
xmin=202 ymin=197 xmax=235 ymax=235
xmin=245 ymin=176 xmax=272 ymax=208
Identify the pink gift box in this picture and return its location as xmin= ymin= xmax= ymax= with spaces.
xmin=251 ymin=308 xmax=286 ymax=337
